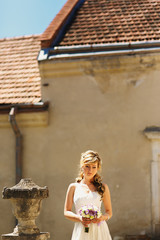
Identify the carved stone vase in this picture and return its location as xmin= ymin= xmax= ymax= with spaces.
xmin=1 ymin=178 xmax=50 ymax=240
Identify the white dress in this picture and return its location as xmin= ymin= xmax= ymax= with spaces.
xmin=71 ymin=183 xmax=112 ymax=240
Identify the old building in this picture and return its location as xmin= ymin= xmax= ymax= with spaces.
xmin=0 ymin=35 xmax=48 ymax=235
xmin=1 ymin=0 xmax=160 ymax=239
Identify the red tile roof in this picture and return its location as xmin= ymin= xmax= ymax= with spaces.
xmin=40 ymin=0 xmax=160 ymax=48
xmin=0 ymin=35 xmax=41 ymax=104
xmin=40 ymin=0 xmax=80 ymax=48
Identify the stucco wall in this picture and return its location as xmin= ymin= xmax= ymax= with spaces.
xmin=0 ymin=128 xmax=16 ymax=235
xmin=1 ymin=52 xmax=160 ymax=239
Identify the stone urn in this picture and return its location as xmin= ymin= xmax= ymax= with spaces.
xmin=2 ymin=178 xmax=50 ymax=240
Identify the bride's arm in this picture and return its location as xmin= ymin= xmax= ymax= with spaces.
xmin=92 ymin=183 xmax=112 ymax=223
xmin=101 ymin=183 xmax=112 ymax=221
xmin=64 ymin=183 xmax=82 ymax=222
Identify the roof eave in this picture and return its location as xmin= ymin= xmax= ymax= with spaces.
xmin=0 ymin=101 xmax=49 ymax=114
xmin=38 ymin=40 xmax=160 ymax=61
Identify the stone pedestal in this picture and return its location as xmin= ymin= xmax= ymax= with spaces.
xmin=1 ymin=179 xmax=50 ymax=240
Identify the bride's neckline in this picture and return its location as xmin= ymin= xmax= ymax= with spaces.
xmin=79 ymin=181 xmax=96 ymax=193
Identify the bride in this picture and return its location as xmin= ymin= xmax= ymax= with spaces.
xmin=64 ymin=150 xmax=112 ymax=240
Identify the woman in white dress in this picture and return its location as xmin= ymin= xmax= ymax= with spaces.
xmin=64 ymin=150 xmax=112 ymax=240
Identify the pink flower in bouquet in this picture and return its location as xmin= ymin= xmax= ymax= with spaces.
xmin=79 ymin=205 xmax=101 ymax=233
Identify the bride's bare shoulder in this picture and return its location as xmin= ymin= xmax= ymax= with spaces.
xmin=103 ymin=183 xmax=110 ymax=192
xmin=68 ymin=182 xmax=79 ymax=191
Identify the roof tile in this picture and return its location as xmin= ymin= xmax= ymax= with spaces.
xmin=40 ymin=0 xmax=80 ymax=48
xmin=43 ymin=0 xmax=160 ymax=47
xmin=0 ymin=35 xmax=41 ymax=104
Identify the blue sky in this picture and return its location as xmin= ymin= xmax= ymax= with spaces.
xmin=0 ymin=0 xmax=67 ymax=39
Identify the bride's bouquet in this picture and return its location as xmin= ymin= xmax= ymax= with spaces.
xmin=79 ymin=205 xmax=101 ymax=233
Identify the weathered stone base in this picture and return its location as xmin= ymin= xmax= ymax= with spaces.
xmin=1 ymin=232 xmax=50 ymax=240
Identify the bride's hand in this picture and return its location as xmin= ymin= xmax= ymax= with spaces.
xmin=81 ymin=217 xmax=92 ymax=227
xmin=91 ymin=216 xmax=104 ymax=224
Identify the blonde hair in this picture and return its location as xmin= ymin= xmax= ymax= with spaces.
xmin=76 ymin=150 xmax=105 ymax=199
